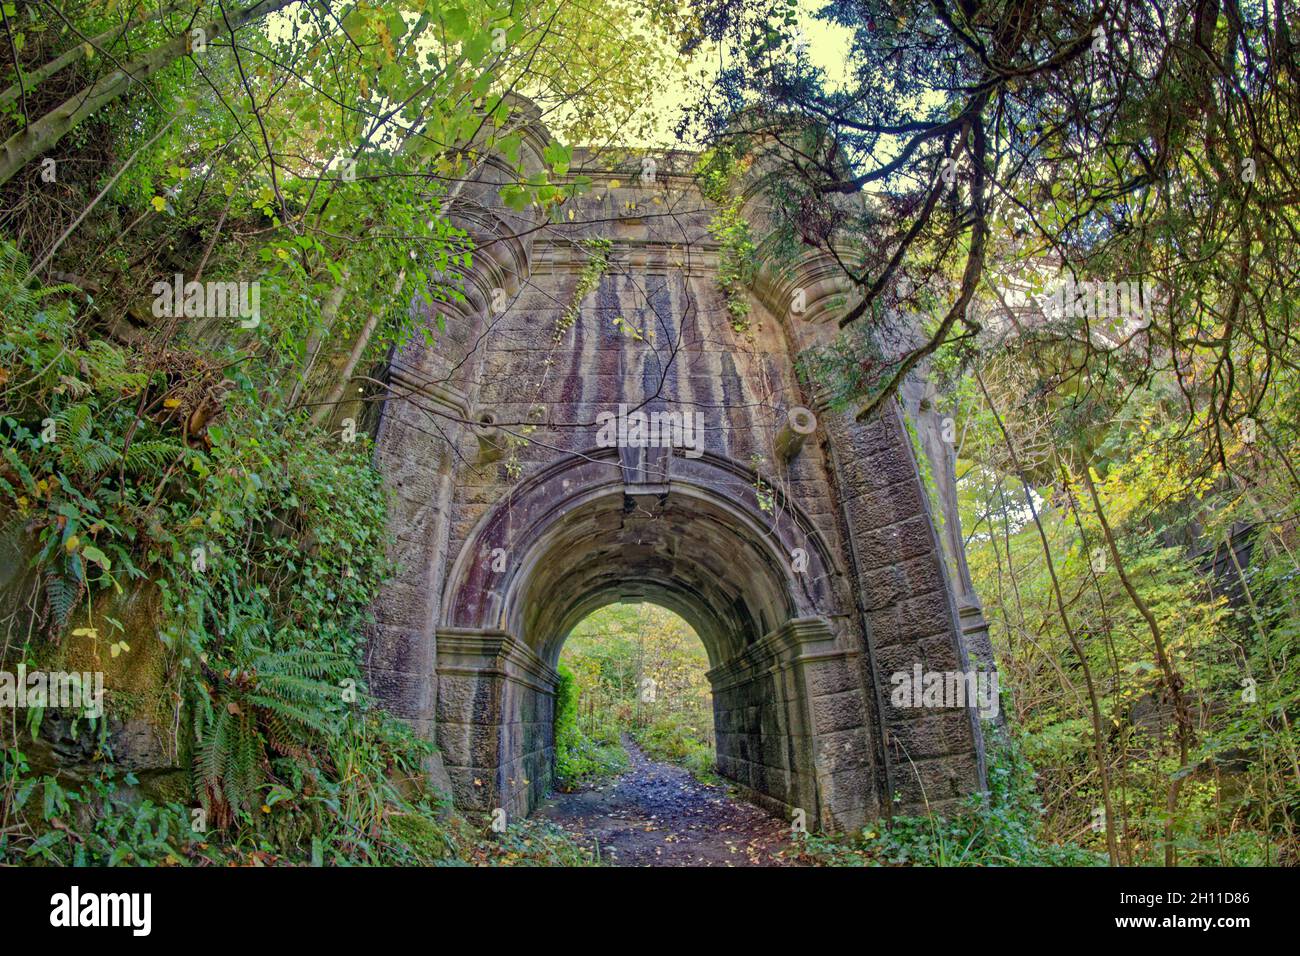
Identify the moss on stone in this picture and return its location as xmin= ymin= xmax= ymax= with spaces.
xmin=40 ymin=583 xmax=186 ymax=772
xmin=385 ymin=811 xmax=455 ymax=864
xmin=56 ymin=585 xmax=175 ymax=721
xmin=129 ymin=767 xmax=193 ymax=806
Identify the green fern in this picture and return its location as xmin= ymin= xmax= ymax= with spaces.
xmin=122 ymin=440 xmax=184 ymax=476
xmin=0 ymin=445 xmax=37 ymax=496
xmin=193 ymin=645 xmax=351 ymax=826
xmin=43 ymin=569 xmax=79 ymax=631
xmin=197 ymin=707 xmax=267 ymax=826
xmin=0 ymin=241 xmax=78 ymax=317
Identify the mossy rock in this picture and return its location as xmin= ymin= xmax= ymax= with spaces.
xmin=385 ymin=811 xmax=455 ymax=864
xmin=135 ymin=768 xmax=193 ymax=806
xmin=46 ymin=583 xmax=185 ymax=772
xmin=56 ymin=584 xmax=169 ymax=701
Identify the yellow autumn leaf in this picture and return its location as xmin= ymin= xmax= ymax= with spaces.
xmin=163 ymin=397 xmax=181 ymax=408
xmin=150 ymin=196 xmax=167 ymax=212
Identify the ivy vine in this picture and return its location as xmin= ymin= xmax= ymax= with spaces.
xmin=695 ymin=148 xmax=757 ymax=334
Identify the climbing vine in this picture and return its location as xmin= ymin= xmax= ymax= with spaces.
xmin=695 ymin=148 xmax=757 ymax=333
xmin=553 ymin=237 xmax=613 ymax=344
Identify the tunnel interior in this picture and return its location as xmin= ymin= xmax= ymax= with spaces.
xmin=517 ymin=490 xmax=796 ymax=669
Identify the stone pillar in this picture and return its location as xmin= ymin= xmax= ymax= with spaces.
xmin=743 ymin=225 xmax=990 ymax=817
xmin=435 ymin=628 xmax=559 ymax=819
xmin=365 ymin=251 xmax=520 ymax=793
xmin=366 ymin=375 xmax=470 ymax=797
xmin=825 ymin=404 xmax=987 ymax=816
xmin=901 ymin=375 xmax=1001 ymax=712
xmin=364 ymin=119 xmax=545 ymax=799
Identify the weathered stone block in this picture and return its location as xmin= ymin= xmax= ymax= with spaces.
xmin=884 ymin=711 xmax=973 ymax=761
xmin=891 ymin=753 xmax=982 ymax=808
xmin=810 ymin=690 xmax=868 ymax=735
xmin=367 ymin=666 xmax=431 ymax=721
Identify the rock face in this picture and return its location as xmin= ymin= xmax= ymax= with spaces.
xmin=362 ymin=126 xmax=992 ymax=830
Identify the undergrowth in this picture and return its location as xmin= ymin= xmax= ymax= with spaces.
xmin=554 ymin=665 xmax=628 ymax=789
xmin=787 ymin=735 xmax=1102 ymax=867
xmin=631 ymin=717 xmax=719 ymax=786
xmin=0 ymin=242 xmax=594 ymax=867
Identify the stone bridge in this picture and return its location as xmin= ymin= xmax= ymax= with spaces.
xmin=360 ymin=119 xmax=994 ymax=831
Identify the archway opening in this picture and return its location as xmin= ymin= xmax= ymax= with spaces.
xmin=554 ymin=603 xmax=716 ymax=791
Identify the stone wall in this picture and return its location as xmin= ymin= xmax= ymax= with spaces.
xmin=710 ymin=618 xmax=871 ymax=830
xmin=363 ymin=123 xmax=993 ymax=829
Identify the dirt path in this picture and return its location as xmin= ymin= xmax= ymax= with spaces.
xmin=532 ymin=735 xmax=796 ymax=866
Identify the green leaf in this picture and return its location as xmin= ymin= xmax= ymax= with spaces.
xmin=443 ymin=6 xmax=469 ymax=38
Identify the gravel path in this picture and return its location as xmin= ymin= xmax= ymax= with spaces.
xmin=532 ymin=735 xmax=796 ymax=866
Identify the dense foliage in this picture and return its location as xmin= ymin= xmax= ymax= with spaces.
xmin=954 ymin=357 xmax=1300 ymax=865
xmin=0 ymin=244 xmax=595 ymax=865
xmin=556 ymin=604 xmax=717 ymax=787
xmin=0 ymin=0 xmax=680 ymax=867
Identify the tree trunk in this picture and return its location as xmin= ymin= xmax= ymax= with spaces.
xmin=0 ymin=0 xmax=189 ymax=109
xmin=0 ymin=0 xmax=296 ymax=186
xmin=311 ymin=269 xmax=406 ymax=427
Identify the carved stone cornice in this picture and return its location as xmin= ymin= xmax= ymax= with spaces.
xmin=436 ymin=626 xmax=560 ymax=692
xmin=706 ymin=616 xmax=849 ymax=692
xmin=383 ymin=365 xmax=472 ymax=420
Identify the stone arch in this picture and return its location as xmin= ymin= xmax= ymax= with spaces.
xmin=435 ymin=446 xmax=874 ymax=826
xmin=441 ymin=447 xmax=842 ymax=656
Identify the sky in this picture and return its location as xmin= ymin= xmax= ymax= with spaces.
xmin=625 ymin=1 xmax=856 ymax=148
xmin=264 ymin=1 xmax=857 ymax=152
